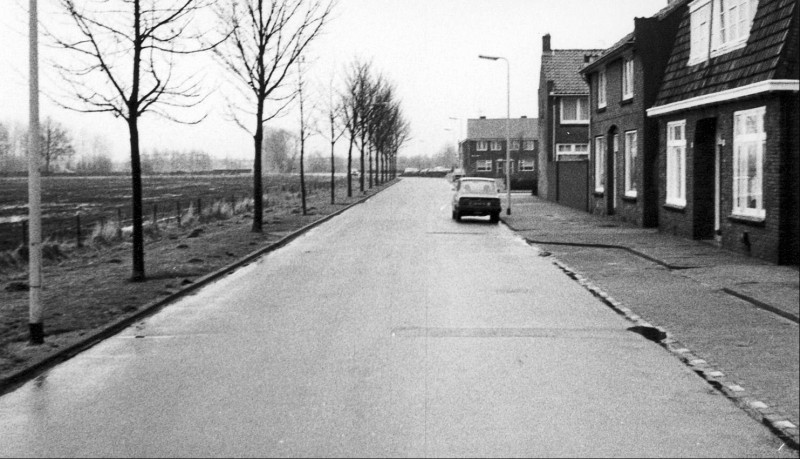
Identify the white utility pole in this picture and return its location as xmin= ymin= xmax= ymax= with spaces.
xmin=28 ymin=0 xmax=44 ymax=344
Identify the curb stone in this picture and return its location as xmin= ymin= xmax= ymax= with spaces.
xmin=0 ymin=180 xmax=398 ymax=396
xmin=542 ymin=252 xmax=800 ymax=450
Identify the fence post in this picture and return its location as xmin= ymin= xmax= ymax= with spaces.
xmin=75 ymin=213 xmax=82 ymax=247
xmin=176 ymin=201 xmax=182 ymax=227
xmin=22 ymin=220 xmax=28 ymax=247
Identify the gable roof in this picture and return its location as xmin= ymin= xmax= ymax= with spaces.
xmin=541 ymin=49 xmax=604 ymax=95
xmin=466 ymin=118 xmax=539 ymax=139
xmin=652 ymin=0 xmax=798 ymax=108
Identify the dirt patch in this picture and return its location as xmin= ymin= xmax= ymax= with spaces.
xmin=0 ymin=181 xmax=391 ymax=384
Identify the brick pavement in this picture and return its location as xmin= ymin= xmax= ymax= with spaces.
xmin=501 ymin=193 xmax=799 ymax=449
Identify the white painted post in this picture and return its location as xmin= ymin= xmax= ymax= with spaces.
xmin=28 ymin=0 xmax=44 ymax=344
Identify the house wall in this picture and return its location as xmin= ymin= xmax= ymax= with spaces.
xmin=543 ymin=94 xmax=591 ymax=210
xmin=656 ymin=95 xmax=797 ymax=264
xmin=587 ymin=53 xmax=653 ymax=227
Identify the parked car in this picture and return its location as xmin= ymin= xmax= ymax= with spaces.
xmin=451 ymin=177 xmax=501 ymax=223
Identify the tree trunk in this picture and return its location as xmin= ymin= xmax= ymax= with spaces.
xmin=330 ymin=139 xmax=335 ymax=205
xmin=128 ymin=118 xmax=145 ymax=281
xmin=359 ymin=130 xmax=365 ymax=193
xmin=252 ymin=121 xmax=264 ymax=233
xmin=347 ymin=136 xmax=353 ymax=198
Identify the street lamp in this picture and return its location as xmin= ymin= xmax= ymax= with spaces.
xmin=478 ymin=54 xmax=511 ymax=215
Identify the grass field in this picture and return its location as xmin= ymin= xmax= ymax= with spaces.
xmin=0 ymin=173 xmax=349 ymax=251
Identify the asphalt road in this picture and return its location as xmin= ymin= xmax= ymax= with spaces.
xmin=0 ymin=177 xmax=793 ymax=457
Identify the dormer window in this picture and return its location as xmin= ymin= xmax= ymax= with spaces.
xmin=688 ymin=0 xmax=758 ymax=65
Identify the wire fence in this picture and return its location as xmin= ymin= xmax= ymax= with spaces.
xmin=0 ymin=177 xmax=345 ymax=252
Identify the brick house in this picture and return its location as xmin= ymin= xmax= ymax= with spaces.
xmin=460 ymin=116 xmax=538 ymax=190
xmin=537 ymin=34 xmax=603 ymax=211
xmin=580 ymin=3 xmax=684 ymax=227
xmin=646 ymin=0 xmax=799 ymax=264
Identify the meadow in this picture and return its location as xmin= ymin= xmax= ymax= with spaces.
xmin=0 ymin=173 xmax=346 ymax=251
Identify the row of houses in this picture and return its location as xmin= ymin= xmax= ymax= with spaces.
xmin=460 ymin=0 xmax=798 ymax=265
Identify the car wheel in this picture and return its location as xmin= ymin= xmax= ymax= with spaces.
xmin=490 ymin=212 xmax=499 ymax=224
xmin=455 ymin=211 xmax=462 ymax=222
xmin=451 ymin=210 xmax=457 ymax=220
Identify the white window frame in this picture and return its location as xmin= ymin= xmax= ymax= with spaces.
xmin=510 ymin=140 xmax=521 ymax=151
xmin=622 ymin=57 xmax=635 ymax=100
xmin=519 ymin=159 xmax=535 ymax=171
xmin=490 ymin=140 xmax=502 ymax=151
xmin=556 ymin=143 xmax=589 ymax=161
xmin=666 ymin=120 xmax=687 ymax=207
xmin=496 ymin=159 xmax=514 ymax=174
xmin=624 ymin=130 xmax=638 ymax=198
xmin=560 ymin=97 xmax=589 ymax=124
xmin=523 ymin=140 xmax=535 ymax=151
xmin=688 ymin=0 xmax=758 ymax=65
xmin=476 ymin=160 xmax=492 ymax=172
xmin=732 ymin=106 xmax=766 ymax=219
xmin=477 ymin=140 xmax=488 ymax=151
xmin=594 ymin=136 xmax=605 ymax=193
xmin=598 ymin=69 xmax=607 ymax=108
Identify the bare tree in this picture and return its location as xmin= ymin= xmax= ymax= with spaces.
xmin=212 ymin=0 xmax=334 ymax=232
xmin=51 ymin=0 xmax=215 ymax=281
xmin=39 ymin=117 xmax=75 ymax=174
xmin=316 ymin=74 xmax=346 ymax=204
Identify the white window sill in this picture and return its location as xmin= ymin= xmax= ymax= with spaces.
xmin=625 ymin=191 xmax=638 ymax=198
xmin=731 ymin=211 xmax=766 ymax=222
xmin=665 ymin=199 xmax=686 ymax=209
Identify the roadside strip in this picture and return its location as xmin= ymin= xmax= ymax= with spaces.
xmin=0 ymin=180 xmax=398 ymax=396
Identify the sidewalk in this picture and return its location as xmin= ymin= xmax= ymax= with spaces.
xmin=502 ymin=194 xmax=799 ymax=449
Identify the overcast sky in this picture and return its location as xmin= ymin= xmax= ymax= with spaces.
xmin=0 ymin=0 xmax=668 ymax=163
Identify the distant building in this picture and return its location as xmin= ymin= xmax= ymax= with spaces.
xmin=537 ymin=34 xmax=602 ymax=211
xmin=460 ymin=116 xmax=538 ymax=190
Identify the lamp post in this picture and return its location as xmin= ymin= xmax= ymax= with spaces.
xmin=448 ymin=116 xmax=462 ymax=170
xmin=478 ymin=54 xmax=511 ymax=215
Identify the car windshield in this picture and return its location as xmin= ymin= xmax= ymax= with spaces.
xmin=459 ymin=181 xmax=496 ymax=195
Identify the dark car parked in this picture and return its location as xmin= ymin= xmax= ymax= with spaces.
xmin=451 ymin=177 xmax=501 ymax=223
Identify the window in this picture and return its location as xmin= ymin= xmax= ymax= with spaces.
xmin=598 ymin=69 xmax=607 ymax=108
xmin=496 ymin=159 xmax=514 ymax=173
xmin=477 ymin=141 xmax=488 ymax=151
xmin=624 ymin=130 xmax=638 ymax=197
xmin=523 ymin=140 xmax=535 ymax=151
xmin=733 ymin=106 xmax=765 ymax=218
xmin=519 ymin=160 xmax=535 ymax=171
xmin=490 ymin=140 xmax=501 ymax=151
xmin=556 ymin=144 xmax=589 ymax=161
xmin=594 ymin=136 xmax=605 ymax=192
xmin=510 ymin=140 xmax=521 ymax=150
xmin=688 ymin=0 xmax=758 ymax=65
xmin=689 ymin=0 xmax=712 ymax=64
xmin=476 ymin=160 xmax=492 ymax=172
xmin=666 ymin=120 xmax=686 ymax=207
xmin=561 ymin=97 xmax=589 ymax=123
xmin=622 ymin=57 xmax=634 ymax=100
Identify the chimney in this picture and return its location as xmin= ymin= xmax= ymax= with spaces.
xmin=520 ymin=116 xmax=527 ymax=118
xmin=542 ymin=34 xmax=551 ymax=53
xmin=479 ymin=116 xmax=486 ymax=119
